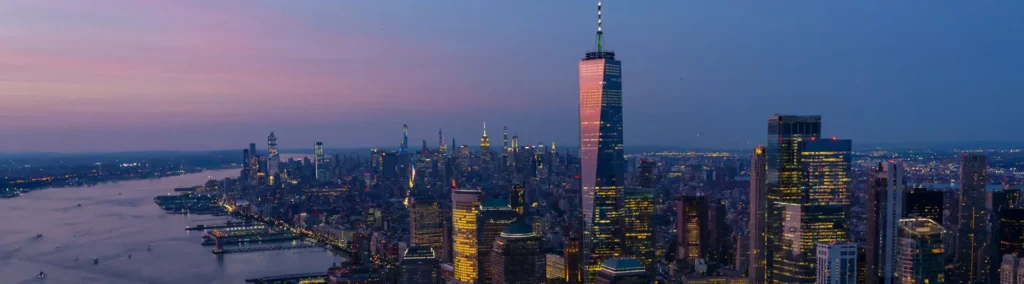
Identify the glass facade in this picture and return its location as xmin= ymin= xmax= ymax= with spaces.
xmin=623 ymin=188 xmax=654 ymax=269
xmin=579 ymin=50 xmax=625 ymax=282
xmin=750 ymin=146 xmax=768 ymax=284
xmin=410 ymin=193 xmax=444 ymax=261
xmin=452 ymin=189 xmax=481 ymax=284
xmin=774 ymin=136 xmax=851 ymax=284
xmin=954 ymin=153 xmax=989 ymax=284
xmin=766 ymin=115 xmax=821 ymax=284
xmin=896 ymin=219 xmax=944 ymax=284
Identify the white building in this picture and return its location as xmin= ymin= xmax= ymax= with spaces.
xmin=1002 ymin=254 xmax=1024 ymax=284
xmin=816 ymin=242 xmax=858 ymax=284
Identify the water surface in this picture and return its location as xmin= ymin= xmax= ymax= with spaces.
xmin=0 ymin=169 xmax=344 ymax=284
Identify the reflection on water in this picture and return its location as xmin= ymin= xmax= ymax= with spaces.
xmin=0 ymin=169 xmax=344 ymax=284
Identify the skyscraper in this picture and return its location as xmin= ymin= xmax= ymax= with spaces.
xmin=637 ymin=159 xmax=656 ymax=189
xmin=774 ymin=137 xmax=851 ymax=283
xmin=677 ymin=195 xmax=709 ymax=267
xmin=480 ymin=122 xmax=491 ymax=167
xmin=452 ymin=189 xmax=482 ymax=284
xmin=548 ymin=253 xmax=568 ymax=281
xmin=566 ymin=233 xmax=584 ymax=284
xmin=403 ymin=124 xmax=409 ymax=152
xmin=477 ymin=198 xmax=518 ymax=283
xmin=595 ymin=258 xmax=650 ymax=284
xmin=999 ymin=208 xmax=1024 ymax=257
xmin=896 ymin=219 xmax=945 ymax=284
xmin=750 ymin=145 xmax=768 ymax=284
xmin=999 ymin=254 xmax=1023 ymax=284
xmin=903 ymin=188 xmax=943 ymax=225
xmin=578 ymin=1 xmax=625 ymax=282
xmin=314 ymin=142 xmax=325 ymax=182
xmin=410 ymin=193 xmax=444 ymax=260
xmin=622 ymin=188 xmax=654 ymax=269
xmin=815 ymin=242 xmax=858 ymax=284
xmin=766 ymin=115 xmax=822 ymax=283
xmin=491 ymin=221 xmax=545 ymax=284
xmin=510 ymin=184 xmax=525 ymax=216
xmin=267 ymin=132 xmax=279 ymax=177
xmin=955 ymin=153 xmax=989 ymax=283
xmin=401 ymin=246 xmax=440 ymax=284
xmin=867 ymin=162 xmax=905 ymax=284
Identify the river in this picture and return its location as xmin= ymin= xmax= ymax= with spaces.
xmin=0 ymin=169 xmax=345 ymax=284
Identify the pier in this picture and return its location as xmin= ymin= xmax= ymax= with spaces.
xmin=243 ymin=272 xmax=327 ymax=283
xmin=212 ymin=243 xmax=321 ymax=255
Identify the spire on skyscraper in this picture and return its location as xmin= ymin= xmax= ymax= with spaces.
xmin=482 ymin=121 xmax=488 ymax=137
xmin=596 ymin=0 xmax=604 ymax=53
xmin=403 ymin=124 xmax=409 ymax=151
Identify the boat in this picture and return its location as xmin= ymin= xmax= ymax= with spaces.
xmin=38 ymin=271 xmax=45 ymax=279
xmin=93 ymin=258 xmax=99 ymax=265
xmin=35 ymin=234 xmax=43 ymax=239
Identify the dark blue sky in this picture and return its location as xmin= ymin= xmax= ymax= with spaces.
xmin=2 ymin=1 xmax=1022 ymax=152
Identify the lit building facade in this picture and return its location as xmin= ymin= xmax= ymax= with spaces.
xmin=774 ymin=136 xmax=851 ymax=283
xmin=896 ymin=219 xmax=944 ymax=284
xmin=314 ymin=142 xmax=325 ymax=181
xmin=548 ymin=253 xmax=567 ymax=281
xmin=954 ymin=153 xmax=989 ymax=284
xmin=903 ymin=188 xmax=943 ymax=225
xmin=815 ymin=242 xmax=858 ymax=284
xmin=410 ymin=193 xmax=444 ymax=259
xmin=267 ymin=132 xmax=279 ymax=177
xmin=999 ymin=254 xmax=1023 ymax=284
xmin=480 ymin=122 xmax=492 ymax=167
xmin=452 ymin=189 xmax=482 ymax=284
xmin=867 ymin=162 xmax=905 ymax=284
xmin=596 ymin=258 xmax=650 ymax=284
xmin=637 ymin=159 xmax=656 ymax=189
xmin=491 ymin=221 xmax=544 ymax=284
xmin=478 ymin=198 xmax=518 ymax=283
xmin=677 ymin=195 xmax=709 ymax=267
xmin=400 ymin=246 xmax=440 ymax=284
xmin=578 ymin=2 xmax=625 ymax=282
xmin=766 ymin=115 xmax=822 ymax=284
xmin=566 ymin=234 xmax=583 ymax=284
xmin=623 ymin=188 xmax=654 ymax=269
xmin=510 ymin=184 xmax=526 ymax=216
xmin=750 ymin=145 xmax=768 ymax=284
xmin=999 ymin=209 xmax=1024 ymax=256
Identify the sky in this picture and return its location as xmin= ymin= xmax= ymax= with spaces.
xmin=1 ymin=1 xmax=1023 ymax=153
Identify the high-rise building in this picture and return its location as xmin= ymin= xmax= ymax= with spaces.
xmin=314 ymin=142 xmax=325 ymax=182
xmin=566 ymin=233 xmax=584 ymax=284
xmin=637 ymin=159 xmax=656 ymax=189
xmin=999 ymin=254 xmax=1023 ymax=284
xmin=999 ymin=209 xmax=1024 ymax=257
xmin=510 ymin=184 xmax=526 ymax=216
xmin=452 ymin=189 xmax=482 ymax=284
xmin=548 ymin=253 xmax=568 ymax=281
xmin=903 ymin=188 xmax=943 ymax=225
xmin=403 ymin=124 xmax=409 ymax=151
xmin=241 ymin=148 xmax=252 ymax=186
xmin=267 ymin=132 xmax=279 ymax=178
xmin=954 ymin=153 xmax=990 ymax=283
xmin=491 ymin=221 xmax=544 ymax=284
xmin=677 ymin=195 xmax=709 ymax=267
xmin=816 ymin=242 xmax=858 ymax=284
xmin=623 ymin=188 xmax=654 ymax=269
xmin=708 ymin=199 xmax=732 ymax=266
xmin=766 ymin=115 xmax=822 ymax=283
xmin=896 ymin=219 xmax=945 ymax=284
xmin=596 ymin=258 xmax=650 ymax=284
xmin=750 ymin=145 xmax=768 ymax=284
xmin=439 ymin=128 xmax=447 ymax=154
xmin=401 ymin=246 xmax=440 ymax=284
xmin=410 ymin=193 xmax=444 ymax=259
xmin=867 ymin=162 xmax=905 ymax=284
xmin=480 ymin=122 xmax=491 ymax=167
xmin=478 ymin=198 xmax=518 ymax=283
xmin=774 ymin=137 xmax=851 ymax=283
xmin=578 ymin=1 xmax=625 ymax=281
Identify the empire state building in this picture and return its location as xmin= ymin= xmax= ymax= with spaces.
xmin=578 ymin=1 xmax=625 ymax=282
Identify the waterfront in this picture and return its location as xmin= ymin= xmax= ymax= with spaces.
xmin=0 ymin=169 xmax=345 ymax=284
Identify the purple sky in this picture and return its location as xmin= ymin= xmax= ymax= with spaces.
xmin=2 ymin=1 xmax=1023 ymax=152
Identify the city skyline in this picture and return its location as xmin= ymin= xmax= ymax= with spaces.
xmin=3 ymin=1 xmax=1024 ymax=152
